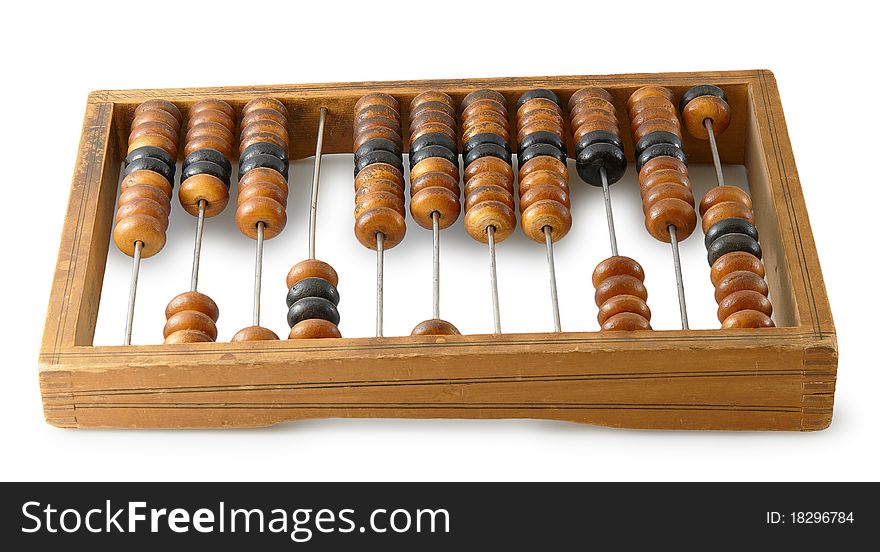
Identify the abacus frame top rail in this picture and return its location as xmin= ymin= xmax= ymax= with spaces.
xmin=41 ymin=70 xmax=836 ymax=431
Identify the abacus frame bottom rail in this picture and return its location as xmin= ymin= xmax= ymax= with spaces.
xmin=38 ymin=328 xmax=836 ymax=431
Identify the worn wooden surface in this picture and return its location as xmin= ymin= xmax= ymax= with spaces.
xmin=40 ymin=70 xmax=837 ymax=430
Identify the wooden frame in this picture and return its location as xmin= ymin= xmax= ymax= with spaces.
xmin=39 ymin=70 xmax=836 ymax=430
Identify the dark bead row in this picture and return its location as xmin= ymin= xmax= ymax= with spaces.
xmin=238 ymin=142 xmax=289 ymax=181
xmin=123 ymin=146 xmax=176 ymax=187
xmin=704 ymin=217 xmax=762 ymax=266
xmin=286 ymin=277 xmax=341 ymax=328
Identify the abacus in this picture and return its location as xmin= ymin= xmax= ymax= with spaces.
xmin=40 ymin=71 xmax=836 ymax=431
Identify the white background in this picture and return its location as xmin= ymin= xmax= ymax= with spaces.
xmin=1 ymin=0 xmax=877 ymax=481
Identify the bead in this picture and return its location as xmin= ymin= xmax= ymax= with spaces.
xmin=410 ymin=319 xmax=461 ymax=336
xmin=517 ymin=89 xmax=562 ymax=110
xmin=410 ymin=186 xmax=461 ymax=229
xmin=287 ymin=297 xmax=340 ymax=327
xmin=127 ymin=133 xmax=178 ymax=160
xmin=639 ymin=156 xmax=687 ymax=181
xmin=602 ymin=312 xmax=652 ymax=331
xmin=641 ymin=168 xmax=690 ymax=192
xmin=411 ymin=132 xmax=458 ymax=155
xmin=461 ymin=89 xmax=507 ymax=109
xmin=710 ymin=251 xmax=766 ymax=287
xmin=411 ymin=171 xmax=459 ymax=197
xmin=595 ymin=275 xmax=648 ymax=306
xmin=597 ymin=295 xmax=651 ymax=326
xmin=636 ymin=143 xmax=686 ymax=173
xmin=518 ymin=169 xmax=567 ymax=197
xmin=462 ymin=122 xmax=509 ymax=144
xmin=287 ymin=259 xmax=339 ymax=288
xmin=717 ymin=290 xmax=773 ymax=322
xmin=182 ymin=159 xmax=230 ymax=187
xmin=355 ymin=104 xmax=400 ymax=124
xmin=355 ymin=93 xmax=399 ymax=115
xmin=165 ymin=291 xmax=219 ymax=321
xmin=164 ymin=330 xmax=213 ymax=344
xmin=520 ymin=199 xmax=571 ymax=243
xmin=645 ymin=197 xmax=697 ymax=242
xmin=241 ymin=108 xmax=287 ymax=129
xmin=701 ymin=201 xmax=754 ymax=234
xmin=464 ymin=156 xmax=514 ymax=183
xmin=568 ymin=86 xmax=613 ymax=109
xmin=699 ymin=185 xmax=752 ymax=216
xmin=410 ymin=110 xmax=456 ymax=133
xmin=238 ymin=176 xmax=288 ymax=207
xmin=185 ymin=148 xmax=232 ymax=174
xmin=123 ymin=156 xmax=175 ymax=186
xmin=464 ymin=142 xmax=510 ymax=167
xmin=243 ymin=97 xmax=288 ymax=118
xmin=465 ymin=185 xmax=515 ymax=212
xmin=409 ymin=156 xmax=458 ymax=181
xmin=679 ymin=85 xmax=728 ymax=113
xmin=627 ymin=86 xmax=673 ymax=111
xmin=411 ymin=91 xmax=454 ymax=110
xmin=239 ymin=140 xmax=291 ymax=164
xmin=240 ymin=153 xmax=288 ymax=178
xmin=591 ymin=256 xmax=646 ymax=287
xmin=355 ymin=190 xmax=405 ymax=219
xmin=642 ymin=183 xmax=695 ymax=213
xmin=239 ymin=167 xmax=289 ymax=196
xmin=721 ymin=310 xmax=775 ymax=329
xmin=113 ymin=213 xmax=166 ymax=258
xmin=121 ymin=170 xmax=172 ymax=199
xmin=575 ymin=130 xmax=623 ymax=155
xmin=191 ymin=98 xmax=234 ymax=118
xmin=682 ymin=95 xmax=731 ymax=139
xmin=353 ymin=126 xmax=403 ymax=151
xmin=163 ymin=310 xmax=217 ymax=341
xmin=355 ymin=206 xmax=406 ymax=250
xmin=126 ymin=146 xmax=175 ymax=174
xmin=704 ymin=217 xmax=759 ymax=249
xmin=576 ymin=142 xmax=626 ymax=186
xmin=519 ymin=183 xmax=570 ymax=211
xmin=355 ymin=137 xmax=403 ymax=160
xmin=132 ymin=109 xmax=180 ymax=133
xmin=520 ymin=143 xmax=567 ymax=166
xmin=287 ymin=277 xmax=340 ymax=308
xmin=715 ymin=271 xmax=769 ymax=304
xmin=519 ymin=156 xmax=568 ymax=181
xmin=634 ymin=131 xmax=683 ymax=157
xmin=410 ymin=144 xmax=458 ymax=169
xmin=354 ymin=163 xmax=404 ymax=190
xmin=235 ymin=196 xmax=286 ymax=239
xmin=355 ymin=115 xmax=401 ymax=136
xmin=464 ymin=201 xmax=516 ymax=243
xmin=115 ymin=198 xmax=168 ymax=231
xmin=288 ymin=319 xmax=342 ymax=339
xmin=519 ymin=130 xmax=565 ymax=152
xmin=707 ymin=233 xmax=762 ymax=265
xmin=355 ymin=150 xmax=404 ymax=174
xmin=231 ymin=325 xmax=280 ymax=342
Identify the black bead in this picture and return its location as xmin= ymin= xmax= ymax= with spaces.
xmin=576 ymin=142 xmax=627 ymax=186
xmin=463 ymin=132 xmax=510 ymax=154
xmin=704 ymin=217 xmax=759 ymax=249
xmin=286 ymin=277 xmax=340 ymax=308
xmin=707 ymin=233 xmax=762 ymax=266
xmin=239 ymin=141 xmax=289 ymax=164
xmin=575 ymin=130 xmax=623 ymax=156
xmin=410 ymin=132 xmax=458 ymax=155
xmin=516 ymin=88 xmax=562 ymax=110
xmin=409 ymin=144 xmax=459 ymax=169
xmin=183 ymin=148 xmax=231 ymax=173
xmin=125 ymin=146 xmax=176 ymax=173
xmin=518 ymin=143 xmax=567 ymax=166
xmin=354 ymin=150 xmax=404 ymax=176
xmin=518 ymin=130 xmax=565 ymax=153
xmin=239 ymin=154 xmax=288 ymax=180
xmin=122 ymin=156 xmax=175 ymax=186
xmin=464 ymin=142 xmax=511 ymax=167
xmin=182 ymin=160 xmax=230 ymax=186
xmin=634 ymin=131 xmax=683 ymax=157
xmin=287 ymin=297 xmax=340 ymax=328
xmin=679 ymin=84 xmax=728 ymax=114
xmin=636 ymin=143 xmax=687 ymax=173
xmin=355 ymin=137 xmax=402 ymax=160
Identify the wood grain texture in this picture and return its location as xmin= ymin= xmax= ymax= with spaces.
xmin=41 ymin=71 xmax=837 ymax=430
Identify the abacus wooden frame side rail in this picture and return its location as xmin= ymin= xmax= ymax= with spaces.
xmin=39 ymin=70 xmax=837 ymax=431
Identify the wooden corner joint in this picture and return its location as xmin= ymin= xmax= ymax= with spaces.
xmin=39 ymin=368 xmax=77 ymax=429
xmin=799 ymin=342 xmax=838 ymax=431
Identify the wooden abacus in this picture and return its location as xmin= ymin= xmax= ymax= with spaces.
xmin=40 ymin=70 xmax=836 ymax=431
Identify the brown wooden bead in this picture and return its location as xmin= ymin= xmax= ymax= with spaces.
xmin=639 ymin=156 xmax=688 ymax=181
xmin=410 ymin=319 xmax=461 ymax=336
xmin=595 ymin=275 xmax=648 ymax=306
xmin=132 ymin=109 xmax=180 ymax=134
xmin=241 ymin=108 xmax=287 ymax=129
xmin=186 ymin=120 xmax=235 ymax=145
xmin=464 ymin=201 xmax=516 ymax=243
xmin=464 ymin=170 xmax=514 ymax=196
xmin=240 ymin=167 xmax=290 ymax=196
xmin=355 ymin=206 xmax=406 ymax=250
xmin=701 ymin=201 xmax=754 ymax=234
xmin=230 ymin=325 xmax=280 ymax=342
xmin=287 ymin=259 xmax=339 ymax=288
xmin=568 ymin=87 xmax=613 ymax=110
xmin=288 ymin=319 xmax=342 ymax=339
xmin=518 ymin=108 xmax=564 ymax=126
xmin=710 ymin=252 xmax=766 ymax=287
xmin=163 ymin=310 xmax=217 ymax=341
xmin=355 ymin=115 xmax=401 ymax=136
xmin=179 ymin=174 xmax=229 ymax=217
xmin=127 ymin=134 xmax=178 ymax=159
xmin=597 ymin=295 xmax=651 ymax=326
xmin=570 ymin=98 xmax=617 ymax=120
xmin=357 ymin=179 xmax=406 ymax=200
xmin=517 ymin=98 xmax=561 ymax=119
xmin=628 ymin=106 xmax=677 ymax=130
xmin=461 ymin=122 xmax=510 ymax=144
xmin=627 ymin=86 xmax=674 ymax=111
xmin=641 ymin=168 xmax=691 ymax=193
xmin=164 ymin=329 xmax=213 ymax=344
xmin=462 ymin=98 xmax=507 ymax=121
xmin=570 ymin=110 xmax=617 ymax=133
xmin=243 ymin=97 xmax=288 ymax=118
xmin=410 ymin=157 xmax=458 ymax=181
xmin=355 ymin=93 xmax=399 ymax=115
xmin=628 ymin=95 xmax=677 ymax=115
xmin=239 ymin=132 xmax=288 ymax=153
xmin=632 ymin=120 xmax=682 ymax=143
xmin=121 ymin=170 xmax=172 ymax=199
xmin=519 ymin=183 xmax=570 ymax=211
xmin=518 ymin=169 xmax=568 ymax=198
xmin=411 ymin=91 xmax=454 ymax=109
xmin=465 ymin=185 xmax=515 ymax=211
xmin=129 ymin=120 xmax=180 ymax=146
xmin=118 ymin=185 xmax=171 ymax=218
xmin=591 ymin=256 xmax=646 ymax=287
xmin=115 ymin=198 xmax=168 ymax=230
xmin=135 ymin=99 xmax=182 ymax=123
xmin=516 ymin=122 xmax=564 ymax=142
xmin=464 ymin=156 xmax=514 ymax=183
xmin=410 ymin=110 xmax=456 ymax=133
xmin=645 ymin=198 xmax=697 ymax=242
xmin=113 ymin=214 xmax=166 ymax=258
xmin=721 ymin=310 xmax=775 ymax=329
xmin=601 ymin=312 xmax=652 ymax=331
xmin=520 ymin=199 xmax=571 ymax=243
xmin=236 ymin=196 xmax=286 ymax=239
xmin=184 ymin=135 xmax=234 ymax=159
xmin=519 ymin=156 xmax=568 ymax=181
xmin=240 ymin=119 xmax=289 ymax=143
xmin=699 ymin=185 xmax=753 ymax=217
xmin=461 ymin=89 xmax=507 ymax=110
xmin=355 ymin=104 xmax=400 ymax=124
xmin=682 ymin=95 xmax=731 ymax=139
xmin=411 ymin=101 xmax=457 ymax=122
xmin=355 ymin=163 xmax=404 ymax=189
xmin=461 ymin=109 xmax=508 ymax=131
xmin=165 ymin=291 xmax=219 ymax=321
xmin=410 ymin=186 xmax=461 ymax=229
xmin=239 ymin=179 xmax=287 ymax=207
xmin=191 ymin=99 xmax=234 ymax=118
xmin=355 ymin=190 xmax=405 ymax=219
xmin=410 ymin=121 xmax=457 ymax=141
xmin=717 ymin=290 xmax=773 ymax=322
xmin=411 ymin=172 xmax=459 ymax=197
xmin=642 ymin=182 xmax=695 ymax=213
xmin=574 ymin=121 xmax=625 ymax=142
xmin=714 ymin=270 xmax=769 ymax=303
xmin=355 ymin=126 xmax=405 ymax=151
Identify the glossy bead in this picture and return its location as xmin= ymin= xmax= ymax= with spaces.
xmin=114 ymin=198 xmax=168 ymax=231
xmin=164 ymin=330 xmax=213 ymax=344
xmin=721 ymin=310 xmax=775 ymax=329
xmin=409 ymin=156 xmax=458 ymax=181
xmin=717 ymin=290 xmax=773 ymax=322
xmin=704 ymin=217 xmax=759 ymax=248
xmin=601 ymin=312 xmax=651 ymax=331
xmin=465 ymin=185 xmax=515 ymax=211
xmin=355 ymin=207 xmax=406 ymax=250
xmin=519 ymin=156 xmax=567 ymax=182
xmin=645 ymin=198 xmax=697 ymax=242
xmin=113 ymin=214 xmax=165 ymax=258
xmin=682 ymin=95 xmax=731 ymax=139
xmin=163 ymin=310 xmax=217 ymax=341
xmin=288 ymin=319 xmax=342 ymax=339
xmin=699 ymin=186 xmax=753 ymax=217
xmin=642 ymin=183 xmax=695 ymax=213
xmin=411 ymin=172 xmax=459 ymax=197
xmin=179 ymin=174 xmax=229 ymax=217
xmin=464 ymin=201 xmax=516 ymax=243
xmin=520 ymin=199 xmax=571 ymax=243
xmin=286 ymin=277 xmax=340 ymax=308
xmin=287 ymin=259 xmax=339 ymax=288
xmin=355 ymin=163 xmax=404 ymax=190
xmin=410 ymin=319 xmax=461 ymax=336
xmin=354 ymin=190 xmax=405 ymax=219
xmin=165 ymin=291 xmax=219 ymax=321
xmin=355 ymin=93 xmax=399 ymax=115
xmin=287 ymin=297 xmax=340 ymax=327
xmin=461 ymin=89 xmax=507 ymax=109
xmin=518 ymin=184 xmax=569 ymax=211
xmin=518 ymin=169 xmax=567 ymax=197
xmin=714 ymin=271 xmax=769 ymax=303
xmin=701 ymin=201 xmax=754 ymax=234
xmin=121 ymin=170 xmax=172 ymax=199
xmin=707 ymin=233 xmax=762 ymax=265
xmin=464 ymin=156 xmax=514 ymax=183
xmin=236 ymin=196 xmax=286 ymax=239
xmin=597 ymin=295 xmax=651 ymax=326
xmin=595 ymin=275 xmax=648 ymax=306
xmin=591 ymin=256 xmax=646 ymax=287
xmin=243 ymin=97 xmax=288 ymax=118
xmin=231 ymin=326 xmax=280 ymax=342
xmin=639 ymin=156 xmax=687 ymax=181
xmin=710 ymin=251 xmax=766 ymax=287
xmin=410 ymin=186 xmax=461 ymax=229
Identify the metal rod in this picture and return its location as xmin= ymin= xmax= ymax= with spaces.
xmin=253 ymin=221 xmax=265 ymax=327
xmin=487 ymin=225 xmax=501 ymax=334
xmin=705 ymin=118 xmax=725 ymax=188
xmin=432 ymin=211 xmax=440 ymax=320
xmin=668 ymin=225 xmax=689 ymax=330
xmin=123 ymin=240 xmax=143 ymax=345
xmin=308 ymin=107 xmax=328 ymax=260
xmin=544 ymin=226 xmax=561 ymax=332
xmin=376 ymin=232 xmax=384 ymax=337
xmin=599 ymin=166 xmax=619 ymax=257
xmin=190 ymin=199 xmax=206 ymax=292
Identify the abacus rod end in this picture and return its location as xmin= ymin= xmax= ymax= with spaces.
xmin=123 ymin=240 xmax=143 ymax=345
